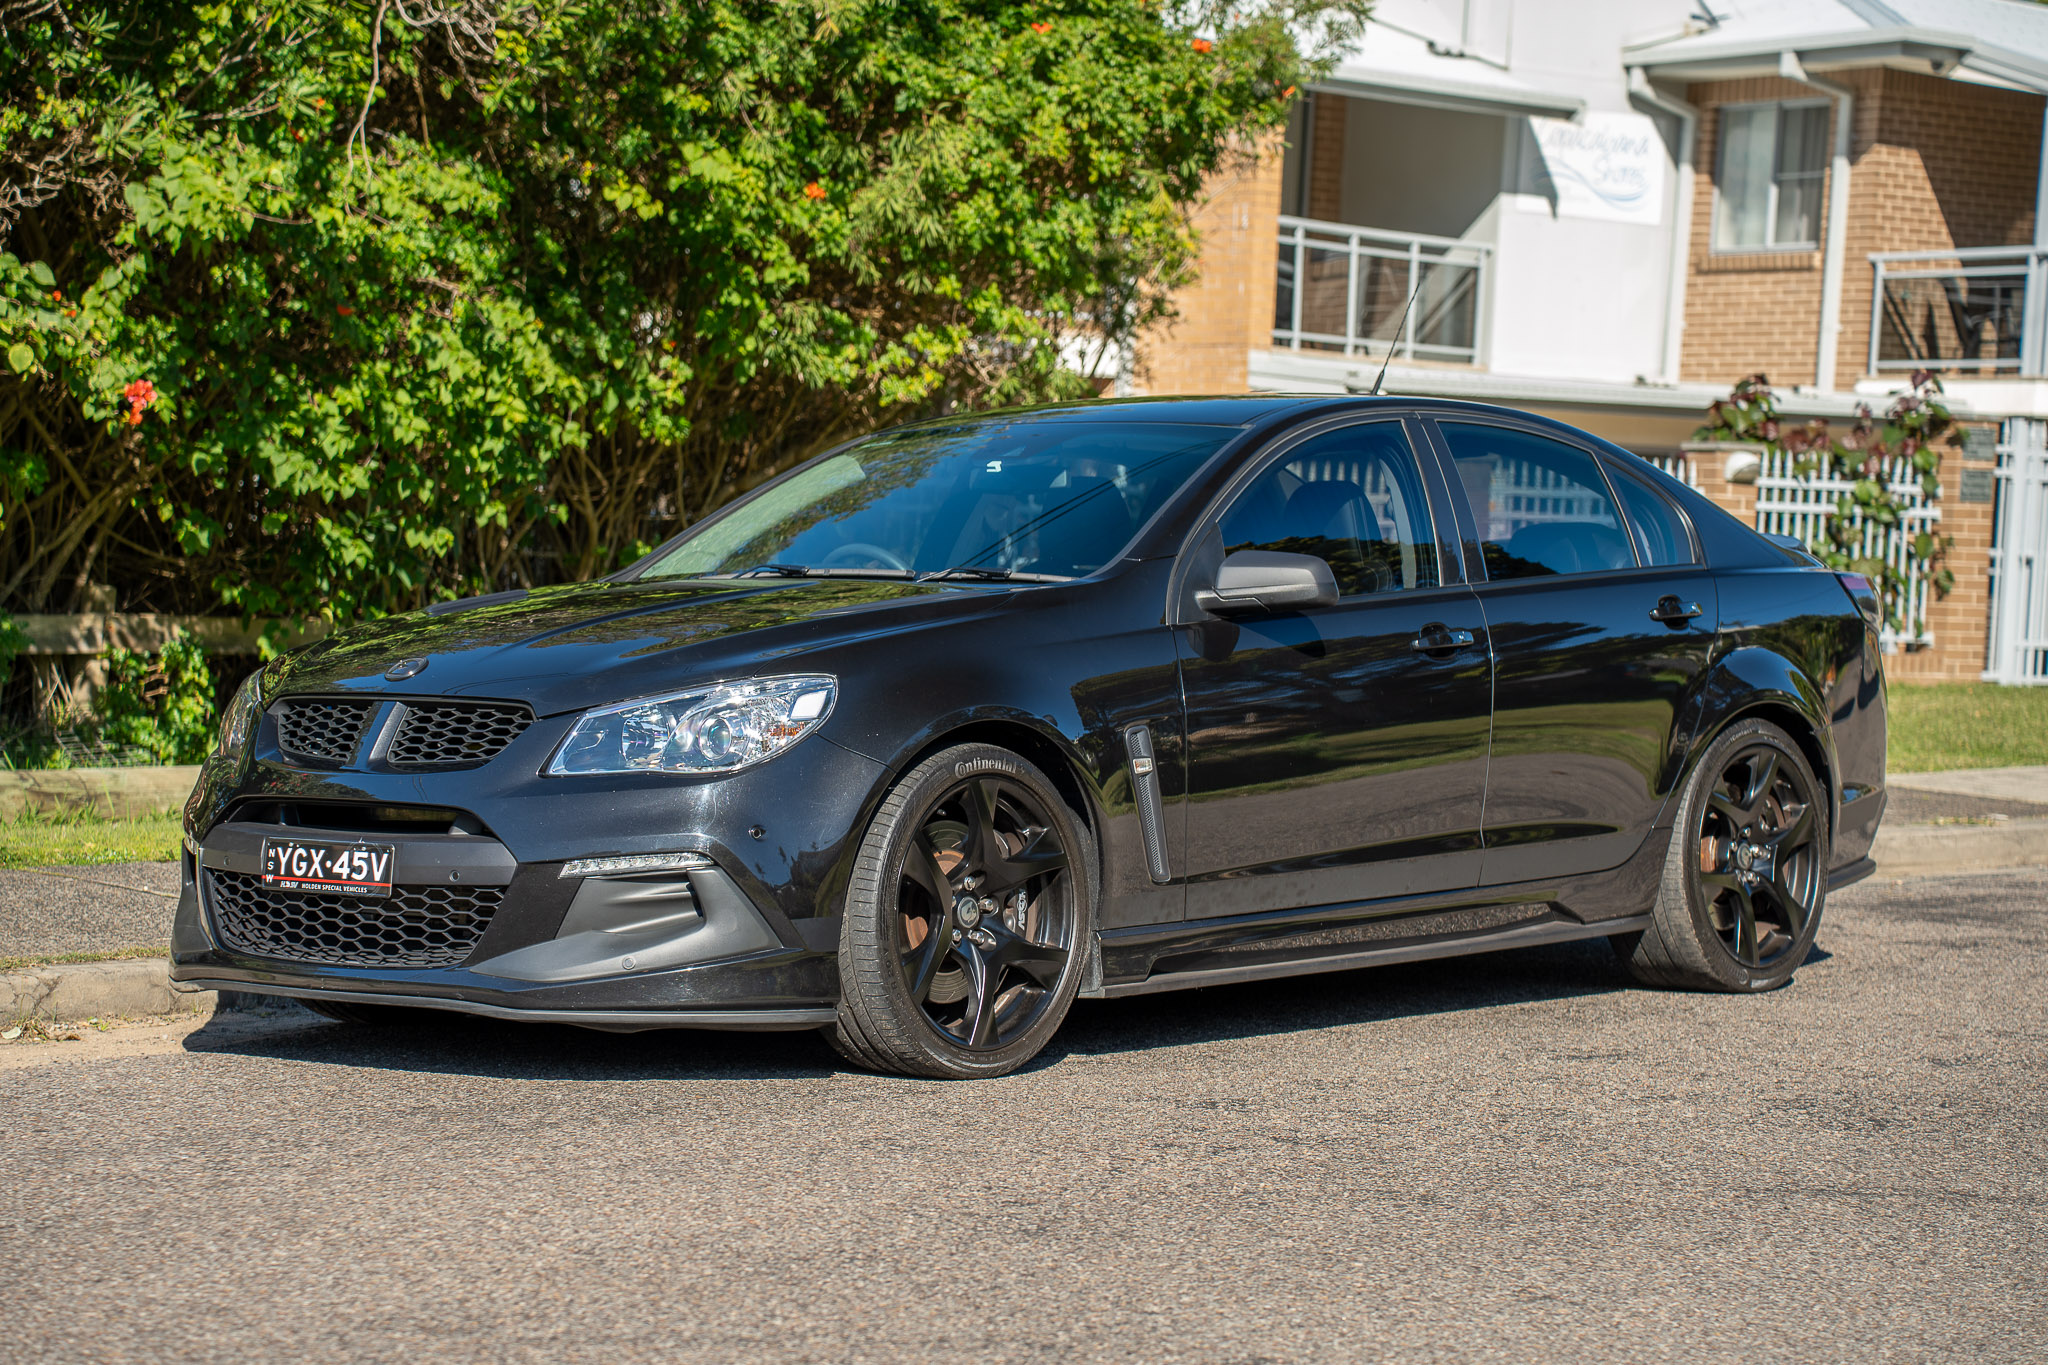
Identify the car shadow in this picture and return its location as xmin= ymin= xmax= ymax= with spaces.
xmin=182 ymin=934 xmax=1672 ymax=1082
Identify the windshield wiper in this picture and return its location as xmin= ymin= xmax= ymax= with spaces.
xmin=724 ymin=563 xmax=913 ymax=580
xmin=915 ymin=566 xmax=1072 ymax=584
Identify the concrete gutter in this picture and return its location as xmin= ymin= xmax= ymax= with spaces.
xmin=1891 ymin=766 xmax=2048 ymax=804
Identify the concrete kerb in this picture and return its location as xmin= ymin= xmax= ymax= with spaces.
xmin=2 ymin=957 xmax=214 ymax=1026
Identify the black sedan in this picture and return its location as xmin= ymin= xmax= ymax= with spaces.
xmin=172 ymin=396 xmax=1886 ymax=1077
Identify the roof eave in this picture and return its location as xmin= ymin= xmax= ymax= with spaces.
xmin=1309 ymin=73 xmax=1584 ymax=120
xmin=1623 ymin=25 xmax=2048 ymax=95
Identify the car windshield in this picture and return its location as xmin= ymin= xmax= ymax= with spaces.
xmin=637 ymin=418 xmax=1237 ymax=582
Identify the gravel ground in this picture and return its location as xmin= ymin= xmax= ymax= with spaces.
xmin=0 ymin=861 xmax=177 ymax=959
xmin=1 ymin=868 xmax=2042 ymax=1363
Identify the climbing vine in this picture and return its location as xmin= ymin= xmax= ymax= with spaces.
xmin=1696 ymin=371 xmax=1957 ymax=636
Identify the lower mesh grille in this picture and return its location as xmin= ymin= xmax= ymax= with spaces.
xmin=206 ymin=868 xmax=502 ymax=969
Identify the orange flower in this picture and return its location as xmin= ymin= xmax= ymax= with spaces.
xmin=1192 ymin=37 xmax=1212 ymax=53
xmin=803 ymin=181 xmax=826 ymax=201
xmin=1030 ymin=21 xmax=1051 ymax=34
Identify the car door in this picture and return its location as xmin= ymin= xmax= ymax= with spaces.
xmin=1422 ymin=417 xmax=1720 ymax=885
xmin=1173 ymin=415 xmax=1492 ymax=919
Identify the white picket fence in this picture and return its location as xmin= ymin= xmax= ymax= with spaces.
xmin=1987 ymin=419 xmax=2048 ymax=684
xmin=1754 ymin=452 xmax=1941 ymax=648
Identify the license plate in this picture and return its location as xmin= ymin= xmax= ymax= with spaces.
xmin=261 ymin=839 xmax=395 ymax=898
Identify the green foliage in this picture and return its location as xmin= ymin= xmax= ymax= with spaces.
xmin=1695 ymin=372 xmax=1956 ymax=635
xmin=0 ymin=0 xmax=1367 ymax=624
xmin=0 ymin=610 xmax=25 ymax=692
xmin=94 ymin=635 xmax=216 ymax=764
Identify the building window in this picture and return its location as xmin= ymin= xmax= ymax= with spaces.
xmin=1713 ymin=101 xmax=1829 ymax=251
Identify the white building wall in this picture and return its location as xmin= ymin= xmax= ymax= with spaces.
xmin=1480 ymin=0 xmax=1693 ymax=384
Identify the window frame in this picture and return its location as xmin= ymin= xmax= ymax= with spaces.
xmin=1420 ymin=416 xmax=1647 ymax=586
xmin=1710 ymin=97 xmax=1831 ymax=255
xmin=1168 ymin=412 xmax=1467 ymax=622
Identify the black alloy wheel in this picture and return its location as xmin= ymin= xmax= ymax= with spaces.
xmin=830 ymin=743 xmax=1092 ymax=1077
xmin=1615 ymin=718 xmax=1829 ymax=993
xmin=1695 ymin=742 xmax=1823 ymax=968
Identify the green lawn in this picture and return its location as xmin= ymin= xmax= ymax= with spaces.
xmin=0 ymin=810 xmax=184 ymax=869
xmin=1887 ymin=682 xmax=2048 ymax=773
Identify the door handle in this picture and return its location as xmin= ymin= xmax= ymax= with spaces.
xmin=1411 ymin=624 xmax=1476 ymax=653
xmin=1649 ymin=595 xmax=1704 ymax=624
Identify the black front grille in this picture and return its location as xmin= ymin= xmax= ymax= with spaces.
xmin=274 ymin=700 xmax=376 ymax=764
xmin=387 ymin=702 xmax=533 ymax=768
xmin=206 ymin=868 xmax=503 ymax=969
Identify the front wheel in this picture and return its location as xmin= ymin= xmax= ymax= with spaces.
xmin=1614 ymin=718 xmax=1829 ymax=992
xmin=829 ymin=743 xmax=1094 ymax=1078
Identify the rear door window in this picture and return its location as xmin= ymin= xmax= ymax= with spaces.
xmin=1436 ymin=423 xmax=1637 ymax=580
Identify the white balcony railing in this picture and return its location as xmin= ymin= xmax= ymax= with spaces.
xmin=1273 ymin=216 xmax=1490 ymax=365
xmin=1869 ymin=246 xmax=2048 ymax=378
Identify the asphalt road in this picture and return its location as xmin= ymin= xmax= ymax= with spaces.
xmin=3 ymin=869 xmax=2043 ymax=1364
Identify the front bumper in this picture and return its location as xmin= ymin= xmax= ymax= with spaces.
xmin=170 ymin=835 xmax=841 ymax=1029
xmin=169 ymin=736 xmax=891 ymax=1029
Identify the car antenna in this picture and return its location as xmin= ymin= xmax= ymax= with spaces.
xmin=1367 ymin=281 xmax=1422 ymax=397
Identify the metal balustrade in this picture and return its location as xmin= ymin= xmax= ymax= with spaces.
xmin=1273 ymin=216 xmax=1490 ymax=364
xmin=1869 ymin=246 xmax=2048 ymax=377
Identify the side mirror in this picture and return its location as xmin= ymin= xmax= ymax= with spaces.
xmin=1193 ymin=550 xmax=1338 ymax=616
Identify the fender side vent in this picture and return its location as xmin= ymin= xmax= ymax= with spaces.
xmin=1125 ymin=723 xmax=1172 ymax=885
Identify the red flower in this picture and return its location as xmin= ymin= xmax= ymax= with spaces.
xmin=803 ymin=181 xmax=826 ymax=201
xmin=337 ymin=305 xmax=355 ymax=316
xmin=119 ymin=378 xmax=156 ymax=426
xmin=1030 ymin=21 xmax=1051 ymax=34
xmin=1192 ymin=37 xmax=1213 ymax=53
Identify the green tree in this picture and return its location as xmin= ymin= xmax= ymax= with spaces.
xmin=0 ymin=0 xmax=1366 ymax=627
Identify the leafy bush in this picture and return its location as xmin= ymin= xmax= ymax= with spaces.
xmin=1 ymin=1 xmax=1367 ymax=626
xmin=93 ymin=635 xmax=216 ymax=765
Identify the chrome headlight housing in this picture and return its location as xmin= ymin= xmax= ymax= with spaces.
xmin=547 ymin=674 xmax=837 ymax=777
xmin=215 ymin=671 xmax=265 ymax=762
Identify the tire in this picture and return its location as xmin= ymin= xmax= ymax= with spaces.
xmin=827 ymin=742 xmax=1096 ymax=1078
xmin=1614 ymin=718 xmax=1829 ymax=993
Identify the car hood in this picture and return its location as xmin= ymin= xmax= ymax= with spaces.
xmin=264 ymin=578 xmax=992 ymax=716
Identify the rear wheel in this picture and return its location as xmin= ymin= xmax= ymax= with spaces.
xmin=829 ymin=743 xmax=1093 ymax=1078
xmin=1614 ymin=718 xmax=1828 ymax=992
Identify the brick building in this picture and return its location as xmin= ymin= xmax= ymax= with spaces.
xmin=1136 ymin=0 xmax=2048 ymax=683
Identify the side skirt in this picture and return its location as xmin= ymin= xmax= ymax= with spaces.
xmin=1094 ymin=913 xmax=1649 ymax=999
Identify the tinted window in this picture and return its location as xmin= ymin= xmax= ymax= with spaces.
xmin=641 ymin=420 xmax=1232 ymax=581
xmin=1439 ymin=423 xmax=1634 ymax=580
xmin=1610 ymin=464 xmax=1697 ymax=567
xmin=1217 ymin=422 xmax=1440 ymax=597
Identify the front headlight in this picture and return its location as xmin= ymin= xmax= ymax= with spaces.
xmin=216 ymin=672 xmax=265 ymax=762
xmin=547 ymin=674 xmax=837 ymax=777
